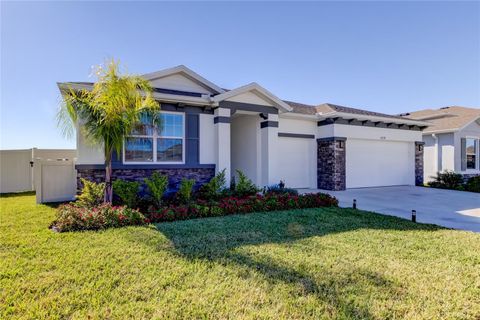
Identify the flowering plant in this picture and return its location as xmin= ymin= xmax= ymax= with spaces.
xmin=51 ymin=203 xmax=146 ymax=232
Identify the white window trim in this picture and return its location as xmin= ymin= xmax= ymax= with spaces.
xmin=123 ymin=111 xmax=186 ymax=165
xmin=464 ymin=136 xmax=479 ymax=172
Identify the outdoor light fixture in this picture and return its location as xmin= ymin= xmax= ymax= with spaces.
xmin=29 ymin=161 xmax=34 ymax=167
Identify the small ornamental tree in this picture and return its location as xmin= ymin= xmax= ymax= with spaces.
xmin=58 ymin=60 xmax=159 ymax=203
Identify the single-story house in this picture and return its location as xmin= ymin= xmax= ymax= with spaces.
xmin=59 ymin=65 xmax=430 ymax=191
xmin=400 ymin=106 xmax=480 ymax=182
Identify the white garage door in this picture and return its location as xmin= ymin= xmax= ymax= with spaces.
xmin=277 ymin=137 xmax=314 ymax=188
xmin=346 ymin=139 xmax=414 ymax=188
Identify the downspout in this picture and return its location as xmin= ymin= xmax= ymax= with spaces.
xmin=432 ymin=134 xmax=439 ymax=174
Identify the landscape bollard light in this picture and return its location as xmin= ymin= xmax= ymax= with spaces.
xmin=353 ymin=199 xmax=357 ymax=209
xmin=412 ymin=210 xmax=416 ymax=223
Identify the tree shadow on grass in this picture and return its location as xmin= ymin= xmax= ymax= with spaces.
xmin=131 ymin=207 xmax=442 ymax=318
xmin=0 ymin=191 xmax=36 ymax=198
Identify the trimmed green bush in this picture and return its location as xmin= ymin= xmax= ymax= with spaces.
xmin=144 ymin=172 xmax=168 ymax=207
xmin=429 ymin=171 xmax=464 ymax=190
xmin=265 ymin=184 xmax=298 ymax=196
xmin=232 ymin=170 xmax=260 ymax=197
xmin=199 ymin=168 xmax=227 ymax=200
xmin=76 ymin=178 xmax=105 ymax=208
xmin=177 ymin=178 xmax=195 ymax=204
xmin=465 ymin=176 xmax=480 ymax=193
xmin=113 ymin=179 xmax=140 ymax=208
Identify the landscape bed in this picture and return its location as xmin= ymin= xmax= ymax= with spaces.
xmin=1 ymin=192 xmax=479 ymax=319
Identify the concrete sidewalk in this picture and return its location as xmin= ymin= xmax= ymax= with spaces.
xmin=298 ymin=186 xmax=480 ymax=232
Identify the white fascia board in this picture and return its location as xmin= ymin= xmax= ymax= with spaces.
xmin=457 ymin=115 xmax=480 ymax=132
xmin=422 ymin=129 xmax=457 ymax=135
xmin=319 ymin=111 xmax=430 ymax=127
xmin=151 ymin=92 xmax=212 ymax=106
xmin=212 ymin=82 xmax=293 ymax=113
xmin=141 ymin=65 xmax=225 ymax=95
xmin=279 ymin=112 xmax=319 ymax=121
xmin=57 ymin=82 xmax=92 ymax=93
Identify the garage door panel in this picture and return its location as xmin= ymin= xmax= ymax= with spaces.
xmin=346 ymin=139 xmax=414 ymax=188
xmin=277 ymin=137 xmax=313 ymax=188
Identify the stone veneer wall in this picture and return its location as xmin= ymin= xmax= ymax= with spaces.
xmin=77 ymin=168 xmax=215 ymax=194
xmin=415 ymin=141 xmax=425 ymax=186
xmin=317 ymin=137 xmax=346 ymax=191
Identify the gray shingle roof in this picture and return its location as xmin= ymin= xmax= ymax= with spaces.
xmin=61 ymin=82 xmax=422 ymax=122
xmin=284 ymin=101 xmax=415 ymax=121
xmin=401 ymin=106 xmax=480 ymax=133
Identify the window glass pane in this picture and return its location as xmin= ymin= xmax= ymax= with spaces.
xmin=157 ymin=138 xmax=183 ymax=162
xmin=466 ymin=138 xmax=476 ymax=154
xmin=158 ymin=113 xmax=183 ymax=137
xmin=131 ymin=113 xmax=153 ymax=135
xmin=467 ymin=155 xmax=476 ymax=169
xmin=124 ymin=137 xmax=153 ymax=162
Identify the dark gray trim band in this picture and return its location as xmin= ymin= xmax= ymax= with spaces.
xmin=260 ymin=121 xmax=279 ymax=128
xmin=219 ymin=101 xmax=279 ymax=115
xmin=415 ymin=141 xmax=425 ymax=145
xmin=161 ymin=103 xmax=214 ymax=114
xmin=317 ymin=136 xmax=347 ymax=142
xmin=278 ymin=132 xmax=315 ymax=139
xmin=214 ymin=116 xmax=231 ymax=124
xmin=76 ymin=164 xmax=216 ymax=170
xmin=317 ymin=117 xmax=425 ymax=131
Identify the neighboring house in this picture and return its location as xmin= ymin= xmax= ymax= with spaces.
xmin=401 ymin=106 xmax=480 ymax=182
xmin=58 ymin=65 xmax=429 ymax=191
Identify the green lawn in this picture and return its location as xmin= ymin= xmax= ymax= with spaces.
xmin=1 ymin=193 xmax=479 ymax=319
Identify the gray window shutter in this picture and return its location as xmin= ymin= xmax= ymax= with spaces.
xmin=461 ymin=138 xmax=466 ymax=171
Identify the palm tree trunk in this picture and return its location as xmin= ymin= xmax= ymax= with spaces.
xmin=104 ymin=151 xmax=113 ymax=203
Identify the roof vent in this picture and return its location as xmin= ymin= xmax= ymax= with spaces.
xmin=440 ymin=106 xmax=450 ymax=110
xmin=399 ymin=112 xmax=410 ymax=116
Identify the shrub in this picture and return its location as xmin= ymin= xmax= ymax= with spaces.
xmin=264 ymin=184 xmax=298 ymax=196
xmin=146 ymin=192 xmax=338 ymax=223
xmin=113 ymin=179 xmax=140 ymax=208
xmin=177 ymin=178 xmax=195 ymax=204
xmin=465 ymin=176 xmax=480 ymax=193
xmin=232 ymin=170 xmax=260 ymax=197
xmin=76 ymin=178 xmax=105 ymax=208
xmin=429 ymin=171 xmax=464 ymax=190
xmin=51 ymin=203 xmax=146 ymax=232
xmin=199 ymin=169 xmax=227 ymax=200
xmin=144 ymin=172 xmax=168 ymax=208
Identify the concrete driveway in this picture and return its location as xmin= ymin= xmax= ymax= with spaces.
xmin=300 ymin=186 xmax=480 ymax=232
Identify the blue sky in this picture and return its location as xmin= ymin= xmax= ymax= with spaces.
xmin=1 ymin=1 xmax=479 ymax=149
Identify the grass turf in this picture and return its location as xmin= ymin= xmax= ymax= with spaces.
xmin=1 ymin=192 xmax=479 ymax=319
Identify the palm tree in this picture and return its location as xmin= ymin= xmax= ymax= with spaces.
xmin=58 ymin=60 xmax=159 ymax=203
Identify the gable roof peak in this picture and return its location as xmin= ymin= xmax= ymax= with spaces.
xmin=141 ymin=65 xmax=225 ymax=94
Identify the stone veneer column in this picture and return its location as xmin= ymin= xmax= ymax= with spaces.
xmin=214 ymin=107 xmax=231 ymax=186
xmin=317 ymin=137 xmax=346 ymax=191
xmin=415 ymin=141 xmax=425 ymax=186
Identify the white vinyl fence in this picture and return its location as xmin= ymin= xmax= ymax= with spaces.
xmin=34 ymin=159 xmax=77 ymax=203
xmin=0 ymin=148 xmax=77 ymax=203
xmin=0 ymin=149 xmax=34 ymax=193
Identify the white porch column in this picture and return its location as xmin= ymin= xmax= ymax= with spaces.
xmin=214 ymin=108 xmax=231 ymax=186
xmin=260 ymin=113 xmax=279 ymax=187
